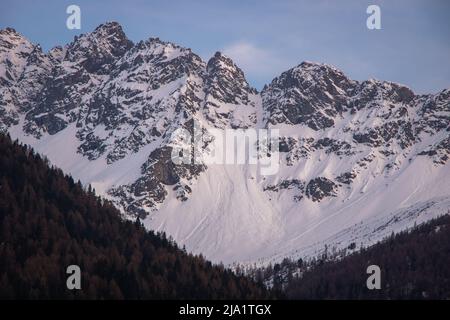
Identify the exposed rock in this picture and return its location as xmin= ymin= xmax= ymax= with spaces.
xmin=306 ymin=177 xmax=338 ymax=202
xmin=336 ymin=171 xmax=357 ymax=185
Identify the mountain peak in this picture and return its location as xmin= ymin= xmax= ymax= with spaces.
xmin=94 ymin=21 xmax=122 ymax=31
xmin=265 ymin=60 xmax=356 ymax=97
xmin=212 ymin=50 xmax=225 ymax=58
xmin=205 ymin=51 xmax=256 ymax=101
xmin=203 ymin=51 xmax=257 ymax=128
xmin=65 ymin=21 xmax=133 ymax=73
xmin=206 ymin=51 xmax=248 ymax=84
xmin=0 ymin=27 xmax=32 ymax=47
xmin=358 ymin=78 xmax=416 ymax=104
xmin=79 ymin=21 xmax=132 ymax=48
xmin=0 ymin=27 xmax=36 ymax=84
xmin=207 ymin=51 xmax=235 ymax=70
xmin=90 ymin=21 xmax=129 ymax=41
xmin=293 ymin=61 xmax=349 ymax=79
xmin=1 ymin=27 xmax=19 ymax=36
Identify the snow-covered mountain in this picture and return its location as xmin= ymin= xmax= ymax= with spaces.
xmin=1 ymin=22 xmax=449 ymax=265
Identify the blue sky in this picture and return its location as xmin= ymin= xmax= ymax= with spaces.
xmin=1 ymin=0 xmax=449 ymax=93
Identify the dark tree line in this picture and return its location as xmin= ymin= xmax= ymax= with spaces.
xmin=248 ymin=213 xmax=450 ymax=299
xmin=0 ymin=134 xmax=272 ymax=299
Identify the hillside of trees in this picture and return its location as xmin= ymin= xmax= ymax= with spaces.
xmin=248 ymin=213 xmax=450 ymax=299
xmin=2 ymin=132 xmax=448 ymax=300
xmin=0 ymin=134 xmax=272 ymax=299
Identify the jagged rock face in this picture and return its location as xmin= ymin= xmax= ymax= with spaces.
xmin=23 ymin=23 xmax=134 ymax=138
xmin=65 ymin=22 xmax=133 ymax=74
xmin=0 ymin=28 xmax=52 ymax=131
xmin=206 ymin=52 xmax=256 ymax=104
xmin=203 ymin=52 xmax=257 ymax=128
xmin=0 ymin=28 xmax=35 ymax=86
xmin=416 ymin=89 xmax=450 ymax=134
xmin=0 ymin=23 xmax=260 ymax=216
xmin=305 ymin=177 xmax=337 ymax=202
xmin=261 ymin=62 xmax=440 ymax=159
xmin=75 ymin=38 xmax=206 ymax=163
xmin=261 ymin=62 xmax=422 ymax=136
xmin=336 ymin=171 xmax=357 ymax=185
xmin=257 ymin=62 xmax=449 ymax=207
xmin=264 ymin=63 xmax=448 ymax=166
xmin=352 ymin=79 xmax=415 ymax=110
xmin=312 ymin=138 xmax=354 ymax=156
xmin=262 ymin=61 xmax=357 ymax=129
xmin=418 ymin=135 xmax=450 ymax=165
xmin=1 ymin=22 xmax=449 ymax=265
xmin=264 ymin=179 xmax=305 ymax=202
xmin=110 ymin=145 xmax=205 ymax=217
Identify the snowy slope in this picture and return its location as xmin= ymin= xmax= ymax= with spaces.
xmin=2 ymin=23 xmax=449 ymax=266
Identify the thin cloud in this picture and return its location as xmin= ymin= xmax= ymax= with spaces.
xmin=222 ymin=41 xmax=289 ymax=86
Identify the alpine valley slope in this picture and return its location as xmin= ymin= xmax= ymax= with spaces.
xmin=1 ymin=22 xmax=449 ymax=265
